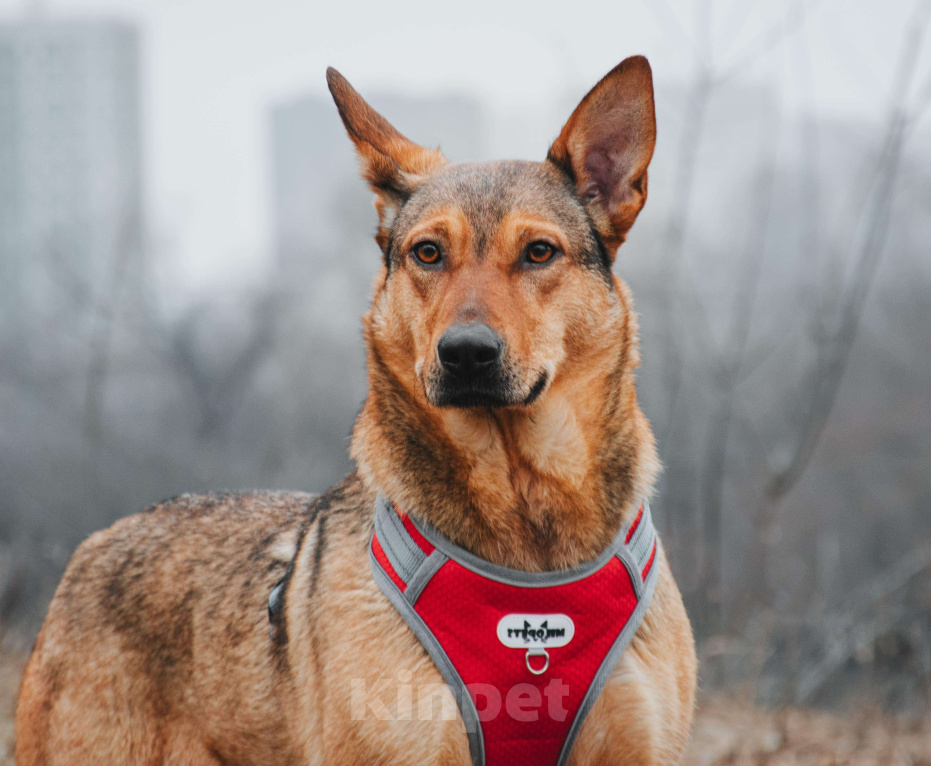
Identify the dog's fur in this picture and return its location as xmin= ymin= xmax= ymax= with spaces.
xmin=16 ymin=56 xmax=697 ymax=764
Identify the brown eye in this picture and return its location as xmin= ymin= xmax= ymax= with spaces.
xmin=526 ymin=241 xmax=557 ymax=265
xmin=412 ymin=242 xmax=442 ymax=265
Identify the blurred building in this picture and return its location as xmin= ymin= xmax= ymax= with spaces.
xmin=269 ymin=91 xmax=484 ymax=331
xmin=0 ymin=19 xmax=142 ymax=321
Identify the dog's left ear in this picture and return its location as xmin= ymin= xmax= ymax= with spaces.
xmin=547 ymin=55 xmax=656 ymax=258
xmin=327 ymin=68 xmax=447 ymax=252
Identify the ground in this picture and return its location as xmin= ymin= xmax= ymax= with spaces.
xmin=684 ymin=696 xmax=931 ymax=765
xmin=1 ymin=646 xmax=929 ymax=765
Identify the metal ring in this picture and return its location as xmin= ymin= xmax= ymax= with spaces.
xmin=525 ymin=648 xmax=549 ymax=675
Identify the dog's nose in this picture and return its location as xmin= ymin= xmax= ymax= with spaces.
xmin=437 ymin=323 xmax=503 ymax=379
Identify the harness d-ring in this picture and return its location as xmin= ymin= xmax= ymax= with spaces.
xmin=526 ymin=648 xmax=549 ymax=675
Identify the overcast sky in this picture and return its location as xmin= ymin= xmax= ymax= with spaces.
xmin=2 ymin=0 xmax=928 ymax=290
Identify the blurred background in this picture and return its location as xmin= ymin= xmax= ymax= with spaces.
xmin=1 ymin=0 xmax=930 ymax=758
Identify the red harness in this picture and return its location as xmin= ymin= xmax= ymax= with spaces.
xmin=370 ymin=496 xmax=658 ymax=766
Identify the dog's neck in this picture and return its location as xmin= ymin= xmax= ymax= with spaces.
xmin=351 ymin=288 xmax=658 ymax=572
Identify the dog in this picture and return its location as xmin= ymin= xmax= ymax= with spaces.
xmin=16 ymin=55 xmax=696 ymax=765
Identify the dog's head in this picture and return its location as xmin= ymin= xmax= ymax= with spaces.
xmin=328 ymin=57 xmax=655 ymax=411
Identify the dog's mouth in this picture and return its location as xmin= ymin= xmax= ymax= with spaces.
xmin=522 ymin=372 xmax=548 ymax=405
xmin=426 ymin=369 xmax=549 ymax=410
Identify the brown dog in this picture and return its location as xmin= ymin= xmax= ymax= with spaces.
xmin=16 ymin=56 xmax=696 ymax=764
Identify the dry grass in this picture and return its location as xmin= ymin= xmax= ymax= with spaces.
xmin=1 ymin=645 xmax=929 ymax=765
xmin=686 ymin=696 xmax=931 ymax=765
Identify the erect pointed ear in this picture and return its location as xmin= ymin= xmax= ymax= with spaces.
xmin=547 ymin=55 xmax=656 ymax=259
xmin=326 ymin=67 xmax=447 ymax=251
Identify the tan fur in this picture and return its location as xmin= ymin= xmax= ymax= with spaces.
xmin=17 ymin=56 xmax=696 ymax=765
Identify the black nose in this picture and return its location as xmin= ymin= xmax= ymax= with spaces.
xmin=437 ymin=323 xmax=503 ymax=379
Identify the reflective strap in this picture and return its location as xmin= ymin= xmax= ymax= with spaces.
xmin=626 ymin=499 xmax=656 ymax=576
xmin=404 ymin=549 xmax=448 ymax=604
xmin=369 ymin=543 xmax=486 ymax=766
xmin=374 ymin=495 xmax=427 ymax=586
xmin=377 ymin=493 xmax=658 ymax=588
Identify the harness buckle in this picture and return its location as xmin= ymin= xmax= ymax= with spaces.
xmin=525 ymin=648 xmax=549 ymax=675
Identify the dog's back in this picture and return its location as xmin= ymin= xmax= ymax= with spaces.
xmin=16 ymin=489 xmax=322 ymax=765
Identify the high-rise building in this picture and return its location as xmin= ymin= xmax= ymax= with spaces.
xmin=0 ymin=19 xmax=142 ymax=320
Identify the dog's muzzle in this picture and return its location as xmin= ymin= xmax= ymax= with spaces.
xmin=431 ymin=323 xmax=512 ymax=408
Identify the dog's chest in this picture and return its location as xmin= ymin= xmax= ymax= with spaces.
xmin=359 ymin=496 xmax=658 ymax=766
xmin=346 ymin=629 xmax=656 ymax=766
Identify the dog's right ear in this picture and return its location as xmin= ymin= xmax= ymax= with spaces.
xmin=547 ymin=56 xmax=656 ymax=259
xmin=327 ymin=68 xmax=447 ymax=251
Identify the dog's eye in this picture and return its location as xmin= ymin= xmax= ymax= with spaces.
xmin=412 ymin=242 xmax=442 ymax=266
xmin=525 ymin=241 xmax=557 ymax=265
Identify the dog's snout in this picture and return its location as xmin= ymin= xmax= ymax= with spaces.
xmin=437 ymin=323 xmax=503 ymax=379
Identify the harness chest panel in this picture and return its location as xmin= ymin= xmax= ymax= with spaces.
xmin=369 ymin=496 xmax=658 ymax=766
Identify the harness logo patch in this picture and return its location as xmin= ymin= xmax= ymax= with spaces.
xmin=496 ymin=614 xmax=575 ymax=649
